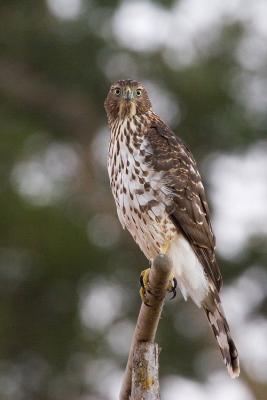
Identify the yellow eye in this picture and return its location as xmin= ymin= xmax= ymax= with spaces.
xmin=136 ymin=89 xmax=142 ymax=96
xmin=114 ymin=87 xmax=121 ymax=96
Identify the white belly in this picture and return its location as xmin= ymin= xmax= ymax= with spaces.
xmin=167 ymin=234 xmax=209 ymax=306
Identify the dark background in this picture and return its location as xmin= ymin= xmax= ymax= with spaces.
xmin=0 ymin=0 xmax=267 ymax=399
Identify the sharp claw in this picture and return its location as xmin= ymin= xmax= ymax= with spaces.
xmin=167 ymin=276 xmax=177 ymax=300
xmin=170 ymin=288 xmax=177 ymax=300
xmin=139 ymin=286 xmax=152 ymax=307
xmin=144 ymin=300 xmax=152 ymax=307
xmin=173 ymin=277 xmax=177 ymax=290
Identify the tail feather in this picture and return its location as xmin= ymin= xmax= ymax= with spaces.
xmin=204 ymin=301 xmax=240 ymax=378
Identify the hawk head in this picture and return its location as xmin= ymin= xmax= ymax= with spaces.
xmin=104 ymin=79 xmax=152 ymax=122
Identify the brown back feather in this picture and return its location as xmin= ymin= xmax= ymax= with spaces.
xmin=145 ymin=118 xmax=222 ymax=291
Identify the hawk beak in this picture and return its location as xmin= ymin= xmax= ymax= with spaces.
xmin=123 ymin=87 xmax=134 ymax=102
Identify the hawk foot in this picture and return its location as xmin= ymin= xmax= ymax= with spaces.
xmin=140 ymin=268 xmax=152 ymax=306
xmin=139 ymin=268 xmax=177 ymax=305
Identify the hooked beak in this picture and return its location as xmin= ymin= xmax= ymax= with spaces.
xmin=123 ymin=87 xmax=134 ymax=102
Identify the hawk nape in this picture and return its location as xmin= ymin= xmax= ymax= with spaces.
xmin=104 ymin=79 xmax=239 ymax=378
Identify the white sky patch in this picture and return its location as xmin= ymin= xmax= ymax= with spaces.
xmin=235 ymin=35 xmax=267 ymax=72
xmin=106 ymin=319 xmax=134 ymax=356
xmin=222 ymin=267 xmax=267 ymax=327
xmin=163 ymin=0 xmax=239 ymax=67
xmin=79 ymin=281 xmax=124 ymax=331
xmin=112 ymin=2 xmax=170 ymax=53
xmin=208 ymin=142 xmax=267 ymax=259
xmin=231 ymin=73 xmax=267 ymax=117
xmin=47 ymin=0 xmax=82 ymax=20
xmin=238 ymin=318 xmax=267 ymax=382
xmin=111 ymin=0 xmax=267 ymax=69
xmin=11 ymin=143 xmax=78 ymax=207
xmin=111 ymin=0 xmax=241 ymax=66
xmin=84 ymin=358 xmax=123 ymax=400
xmin=162 ymin=376 xmax=206 ymax=400
xmin=162 ymin=372 xmax=254 ymax=400
xmin=206 ymin=372 xmax=254 ymax=400
xmin=238 ymin=0 xmax=267 ymax=38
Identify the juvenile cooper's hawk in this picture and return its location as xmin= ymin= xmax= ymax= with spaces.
xmin=104 ymin=79 xmax=239 ymax=378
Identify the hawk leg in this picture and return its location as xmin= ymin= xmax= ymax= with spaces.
xmin=139 ymin=267 xmax=177 ymax=306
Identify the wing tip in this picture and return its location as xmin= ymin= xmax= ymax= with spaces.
xmin=228 ymin=336 xmax=240 ymax=379
xmin=228 ymin=361 xmax=240 ymax=379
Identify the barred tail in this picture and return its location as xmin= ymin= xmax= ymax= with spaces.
xmin=204 ymin=300 xmax=240 ymax=378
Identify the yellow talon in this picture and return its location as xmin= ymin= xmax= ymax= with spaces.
xmin=140 ymin=268 xmax=151 ymax=306
xmin=139 ymin=267 xmax=177 ymax=305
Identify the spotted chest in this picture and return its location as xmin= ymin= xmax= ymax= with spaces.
xmin=108 ymin=115 xmax=176 ymax=260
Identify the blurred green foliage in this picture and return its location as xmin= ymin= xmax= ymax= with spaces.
xmin=0 ymin=1 xmax=267 ymax=399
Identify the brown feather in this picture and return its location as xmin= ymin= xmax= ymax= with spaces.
xmin=145 ymin=119 xmax=222 ymax=291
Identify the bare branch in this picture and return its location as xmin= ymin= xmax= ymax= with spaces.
xmin=132 ymin=342 xmax=160 ymax=400
xmin=120 ymin=254 xmax=172 ymax=400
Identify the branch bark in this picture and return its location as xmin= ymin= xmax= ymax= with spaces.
xmin=120 ymin=254 xmax=172 ymax=400
xmin=132 ymin=342 xmax=160 ymax=400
